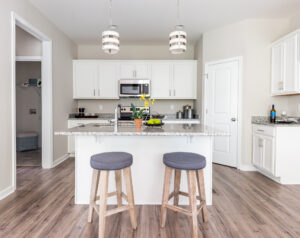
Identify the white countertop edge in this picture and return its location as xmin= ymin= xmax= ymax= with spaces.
xmin=55 ymin=131 xmax=228 ymax=136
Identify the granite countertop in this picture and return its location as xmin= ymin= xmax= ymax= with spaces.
xmin=252 ymin=116 xmax=300 ymax=127
xmin=55 ymin=123 xmax=228 ymax=136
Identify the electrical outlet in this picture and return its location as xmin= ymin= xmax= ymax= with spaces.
xmin=170 ymin=104 xmax=174 ymax=111
xmin=98 ymin=105 xmax=103 ymax=111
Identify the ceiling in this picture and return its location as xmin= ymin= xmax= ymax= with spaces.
xmin=29 ymin=0 xmax=300 ymax=45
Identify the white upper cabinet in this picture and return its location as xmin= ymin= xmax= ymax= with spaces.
xmin=73 ymin=60 xmax=197 ymax=100
xmin=98 ymin=62 xmax=119 ymax=99
xmin=172 ymin=62 xmax=197 ymax=99
xmin=150 ymin=61 xmax=197 ymax=99
xmin=73 ymin=60 xmax=119 ymax=99
xmin=120 ymin=62 xmax=149 ymax=79
xmin=271 ymin=31 xmax=300 ymax=95
xmin=151 ymin=63 xmax=172 ymax=99
xmin=73 ymin=61 xmax=98 ymax=99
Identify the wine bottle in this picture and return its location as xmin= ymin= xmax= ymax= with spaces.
xmin=270 ymin=104 xmax=276 ymax=123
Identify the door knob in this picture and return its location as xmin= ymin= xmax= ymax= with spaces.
xmin=231 ymin=118 xmax=237 ymax=122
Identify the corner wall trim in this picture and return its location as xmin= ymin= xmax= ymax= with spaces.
xmin=0 ymin=186 xmax=14 ymax=200
xmin=239 ymin=165 xmax=257 ymax=171
xmin=52 ymin=154 xmax=71 ymax=167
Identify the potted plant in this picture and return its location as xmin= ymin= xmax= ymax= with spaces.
xmin=131 ymin=103 xmax=145 ymax=129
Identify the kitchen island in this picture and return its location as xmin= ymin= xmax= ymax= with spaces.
xmin=55 ymin=123 xmax=228 ymax=205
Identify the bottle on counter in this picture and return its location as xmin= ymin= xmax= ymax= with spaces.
xmin=270 ymin=104 xmax=276 ymax=123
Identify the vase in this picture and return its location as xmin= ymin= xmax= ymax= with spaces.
xmin=134 ymin=119 xmax=143 ymax=129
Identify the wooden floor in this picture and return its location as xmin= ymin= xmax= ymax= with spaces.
xmin=1 ymin=159 xmax=300 ymax=238
xmin=17 ymin=150 xmax=41 ymax=167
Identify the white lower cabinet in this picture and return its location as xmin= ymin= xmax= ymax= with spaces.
xmin=252 ymin=124 xmax=300 ymax=184
xmin=253 ymin=133 xmax=275 ymax=176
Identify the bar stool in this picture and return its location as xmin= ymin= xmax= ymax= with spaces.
xmin=161 ymin=152 xmax=207 ymax=238
xmin=88 ymin=152 xmax=137 ymax=238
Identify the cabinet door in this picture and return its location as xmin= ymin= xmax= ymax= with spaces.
xmin=120 ymin=63 xmax=135 ymax=78
xmin=98 ymin=62 xmax=119 ymax=99
xmin=151 ymin=63 xmax=172 ymax=98
xmin=135 ymin=63 xmax=149 ymax=78
xmin=73 ymin=61 xmax=98 ymax=98
xmin=253 ymin=134 xmax=263 ymax=168
xmin=283 ymin=34 xmax=298 ymax=93
xmin=271 ymin=43 xmax=284 ymax=94
xmin=262 ymin=135 xmax=275 ymax=175
xmin=173 ymin=62 xmax=197 ymax=99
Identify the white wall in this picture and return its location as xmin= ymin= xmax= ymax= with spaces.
xmin=78 ymin=44 xmax=195 ymax=60
xmin=77 ymin=44 xmax=196 ymax=115
xmin=202 ymin=19 xmax=291 ymax=167
xmin=16 ymin=62 xmax=42 ymax=147
xmin=16 ymin=26 xmax=42 ymax=56
xmin=0 ymin=0 xmax=77 ymax=195
xmin=194 ymin=37 xmax=203 ymax=119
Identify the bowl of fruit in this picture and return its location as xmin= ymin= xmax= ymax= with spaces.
xmin=144 ymin=119 xmax=164 ymax=127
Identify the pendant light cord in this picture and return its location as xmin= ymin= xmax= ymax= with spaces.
xmin=109 ymin=0 xmax=113 ymax=27
xmin=177 ymin=0 xmax=180 ymax=26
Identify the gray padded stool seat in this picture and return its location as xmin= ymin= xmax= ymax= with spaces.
xmin=90 ymin=152 xmax=133 ymax=170
xmin=163 ymin=152 xmax=206 ymax=170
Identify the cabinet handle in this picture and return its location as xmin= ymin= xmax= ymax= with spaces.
xmin=98 ymin=89 xmax=100 ymax=96
xmin=174 ymin=90 xmax=176 ymax=96
xmin=93 ymin=89 xmax=96 ymax=96
xmin=257 ymin=129 xmax=264 ymax=132
xmin=169 ymin=90 xmax=171 ymax=96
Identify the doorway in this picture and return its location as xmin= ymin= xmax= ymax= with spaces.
xmin=16 ymin=60 xmax=42 ymax=167
xmin=204 ymin=57 xmax=242 ymax=168
xmin=11 ymin=12 xmax=53 ymax=190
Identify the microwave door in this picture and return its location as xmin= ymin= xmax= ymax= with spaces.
xmin=120 ymin=84 xmax=142 ymax=96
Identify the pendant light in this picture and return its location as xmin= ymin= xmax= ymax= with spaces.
xmin=169 ymin=0 xmax=187 ymax=54
xmin=102 ymin=0 xmax=120 ymax=54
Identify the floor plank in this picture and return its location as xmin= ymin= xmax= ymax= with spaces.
xmin=0 ymin=159 xmax=300 ymax=238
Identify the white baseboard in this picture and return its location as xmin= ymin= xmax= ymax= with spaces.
xmin=239 ymin=164 xmax=257 ymax=171
xmin=0 ymin=186 xmax=14 ymax=200
xmin=52 ymin=153 xmax=71 ymax=167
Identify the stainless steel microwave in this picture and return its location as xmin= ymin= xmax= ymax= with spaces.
xmin=119 ymin=80 xmax=151 ymax=98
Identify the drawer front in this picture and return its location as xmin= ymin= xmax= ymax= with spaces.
xmin=253 ymin=125 xmax=276 ymax=137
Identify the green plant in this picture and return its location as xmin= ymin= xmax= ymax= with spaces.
xmin=131 ymin=103 xmax=145 ymax=119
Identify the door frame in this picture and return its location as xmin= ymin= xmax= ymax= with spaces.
xmin=11 ymin=12 xmax=53 ymax=190
xmin=203 ymin=57 xmax=243 ymax=169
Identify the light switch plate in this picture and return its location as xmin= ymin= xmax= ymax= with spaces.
xmin=170 ymin=104 xmax=174 ymax=110
xmin=98 ymin=105 xmax=103 ymax=111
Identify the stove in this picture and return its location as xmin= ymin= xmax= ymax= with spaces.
xmin=119 ymin=106 xmax=150 ymax=121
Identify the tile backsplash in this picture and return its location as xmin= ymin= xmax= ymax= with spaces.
xmin=76 ymin=99 xmax=195 ymax=115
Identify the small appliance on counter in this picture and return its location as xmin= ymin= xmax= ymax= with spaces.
xmin=182 ymin=105 xmax=195 ymax=119
xmin=73 ymin=108 xmax=99 ymax=118
xmin=119 ymin=106 xmax=150 ymax=121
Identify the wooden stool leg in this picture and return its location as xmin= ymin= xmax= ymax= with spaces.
xmin=98 ymin=171 xmax=109 ymax=238
xmin=174 ymin=169 xmax=181 ymax=206
xmin=123 ymin=167 xmax=137 ymax=230
xmin=115 ymin=170 xmax=123 ymax=207
xmin=197 ymin=169 xmax=208 ymax=223
xmin=187 ymin=171 xmax=199 ymax=238
xmin=88 ymin=169 xmax=100 ymax=223
xmin=161 ymin=166 xmax=172 ymax=228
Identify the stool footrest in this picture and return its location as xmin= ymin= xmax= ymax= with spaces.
xmin=168 ymin=191 xmax=201 ymax=201
xmin=165 ymin=204 xmax=192 ymax=216
xmin=105 ymin=205 xmax=130 ymax=217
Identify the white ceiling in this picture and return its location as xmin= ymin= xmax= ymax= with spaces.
xmin=29 ymin=0 xmax=300 ymax=45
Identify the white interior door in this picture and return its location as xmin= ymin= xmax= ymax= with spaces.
xmin=205 ymin=58 xmax=240 ymax=167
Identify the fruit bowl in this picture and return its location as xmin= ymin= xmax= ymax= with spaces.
xmin=144 ymin=119 xmax=164 ymax=127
